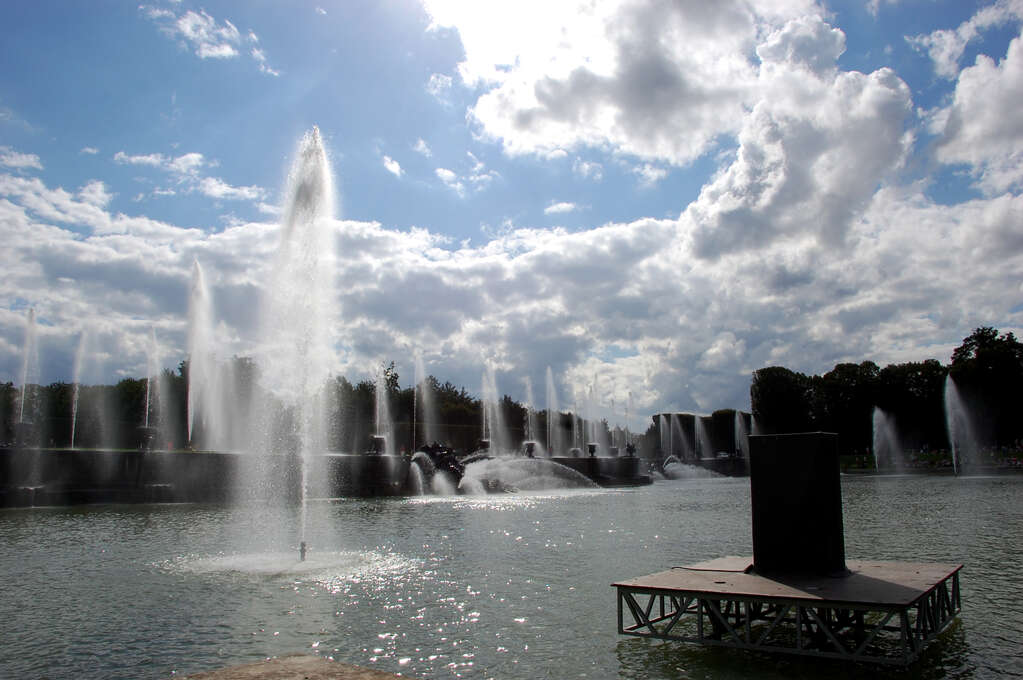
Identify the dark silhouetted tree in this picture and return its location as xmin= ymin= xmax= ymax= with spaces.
xmin=949 ymin=327 xmax=1023 ymax=445
xmin=751 ymin=366 xmax=813 ymax=434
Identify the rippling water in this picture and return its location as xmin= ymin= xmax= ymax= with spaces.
xmin=0 ymin=475 xmax=1020 ymax=679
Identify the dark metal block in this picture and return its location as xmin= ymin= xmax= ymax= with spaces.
xmin=749 ymin=432 xmax=846 ymax=576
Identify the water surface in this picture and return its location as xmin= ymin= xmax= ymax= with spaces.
xmin=0 ymin=474 xmax=1019 ymax=679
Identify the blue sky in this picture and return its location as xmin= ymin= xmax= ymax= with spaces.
xmin=2 ymin=0 xmax=1023 ymax=429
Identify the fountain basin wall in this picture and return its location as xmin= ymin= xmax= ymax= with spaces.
xmin=0 ymin=449 xmax=413 ymax=507
xmin=550 ymin=455 xmax=651 ymax=486
xmin=0 ymin=448 xmax=241 ymax=506
xmin=695 ymin=455 xmax=748 ymax=476
xmin=323 ymin=454 xmax=410 ymax=497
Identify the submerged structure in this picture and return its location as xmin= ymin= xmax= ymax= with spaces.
xmin=614 ymin=432 xmax=962 ymax=665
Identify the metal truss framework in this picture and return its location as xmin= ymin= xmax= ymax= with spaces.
xmin=616 ymin=570 xmax=960 ymax=665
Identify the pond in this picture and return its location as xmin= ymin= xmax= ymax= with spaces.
xmin=1 ymin=473 xmax=1019 ymax=679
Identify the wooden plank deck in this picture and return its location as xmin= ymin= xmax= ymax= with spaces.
xmin=614 ymin=556 xmax=963 ymax=665
xmin=614 ymin=557 xmax=962 ymax=608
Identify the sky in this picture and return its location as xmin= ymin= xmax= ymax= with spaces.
xmin=2 ymin=0 xmax=1023 ymax=430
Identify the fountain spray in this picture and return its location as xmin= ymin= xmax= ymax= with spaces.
xmin=71 ymin=330 xmax=89 ymax=449
xmin=18 ymin=308 xmax=38 ymax=425
xmin=261 ymin=126 xmax=339 ymax=559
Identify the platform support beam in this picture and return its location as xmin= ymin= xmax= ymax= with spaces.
xmin=616 ymin=569 xmax=960 ymax=666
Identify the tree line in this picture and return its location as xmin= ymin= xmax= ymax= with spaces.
xmin=750 ymin=327 xmax=1023 ymax=456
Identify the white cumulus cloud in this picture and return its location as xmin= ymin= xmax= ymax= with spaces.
xmin=424 ymin=0 xmax=822 ymax=166
xmin=114 ymin=151 xmax=168 ymax=168
xmin=413 ymin=138 xmax=432 ymax=157
xmin=142 ymin=5 xmax=280 ymax=75
xmin=78 ymin=180 xmax=113 ymax=208
xmin=383 ymin=155 xmax=403 ymax=178
xmin=115 ymin=148 xmax=265 ymax=204
xmin=544 ymin=201 xmax=578 ymax=215
xmin=0 ymin=147 xmax=43 ymax=170
xmin=908 ymin=0 xmax=1023 ymax=78
xmin=572 ymin=159 xmax=603 ymax=181
xmin=427 ymin=73 xmax=453 ymax=100
xmin=931 ymin=26 xmax=1023 ymax=195
xmin=686 ymin=16 xmax=913 ymax=259
xmin=198 ymin=177 xmax=265 ymax=201
xmin=435 ymin=167 xmax=464 ymax=195
xmin=631 ymin=163 xmax=668 ymax=186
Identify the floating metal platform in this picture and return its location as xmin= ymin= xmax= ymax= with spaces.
xmin=613 ymin=556 xmax=962 ymax=666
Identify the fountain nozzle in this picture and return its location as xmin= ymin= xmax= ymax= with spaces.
xmin=300 ymin=542 xmax=307 ymax=562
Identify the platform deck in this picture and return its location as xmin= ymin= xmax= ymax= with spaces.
xmin=613 ymin=557 xmax=961 ymax=665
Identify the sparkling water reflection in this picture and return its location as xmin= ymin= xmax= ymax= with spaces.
xmin=0 ymin=475 xmax=1020 ymax=679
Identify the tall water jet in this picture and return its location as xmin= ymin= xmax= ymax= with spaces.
xmin=187 ymin=259 xmax=222 ymax=449
xmin=670 ymin=413 xmax=693 ymax=461
xmin=575 ymin=379 xmax=600 ymax=452
xmin=571 ymin=396 xmax=580 ymax=450
xmin=523 ymin=376 xmax=544 ymax=455
xmin=695 ymin=416 xmax=713 ymax=459
xmin=374 ymin=363 xmax=395 ymax=455
xmin=734 ymin=411 xmax=750 ymax=459
xmin=944 ymin=375 xmax=976 ymax=475
xmin=69 ymin=331 xmax=109 ymax=450
xmin=609 ymin=398 xmax=616 ymax=449
xmin=659 ymin=414 xmax=669 ymax=457
xmin=587 ymin=379 xmax=598 ymax=447
xmin=130 ymin=327 xmax=162 ymax=451
xmin=480 ymin=364 xmax=508 ymax=453
xmin=545 ymin=366 xmax=562 ymax=455
xmin=588 ymin=376 xmax=610 ymax=453
xmin=258 ymin=126 xmax=338 ymax=541
xmin=413 ymin=351 xmax=438 ymax=448
xmin=70 ymin=330 xmax=89 ymax=449
xmin=625 ymin=391 xmax=634 ymax=450
xmin=144 ymin=328 xmax=160 ymax=429
xmin=872 ymin=406 xmax=902 ymax=471
xmin=17 ymin=309 xmax=38 ymax=427
xmin=14 ymin=308 xmax=39 ymax=449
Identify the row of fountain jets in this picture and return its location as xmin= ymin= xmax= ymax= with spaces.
xmin=656 ymin=383 xmax=976 ymax=476
xmin=11 ymin=128 xmax=638 ymax=459
xmin=13 ymin=291 xmax=637 ymax=457
xmin=10 ymin=128 xmax=980 ymax=472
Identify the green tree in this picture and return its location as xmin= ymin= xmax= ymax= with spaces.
xmin=811 ymin=362 xmax=879 ymax=454
xmin=949 ymin=327 xmax=1023 ymax=445
xmin=1 ymin=382 xmax=17 ymax=444
xmin=750 ymin=366 xmax=813 ymax=434
xmin=877 ymin=360 xmax=947 ymax=450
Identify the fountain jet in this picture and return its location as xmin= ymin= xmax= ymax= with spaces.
xmin=70 ymin=329 xmax=90 ymax=449
xmin=413 ymin=351 xmax=438 ymax=449
xmin=374 ymin=363 xmax=395 ymax=455
xmin=17 ymin=308 xmax=38 ymax=427
xmin=944 ymin=375 xmax=976 ymax=475
xmin=872 ymin=406 xmax=901 ymax=471
xmin=256 ymin=126 xmax=339 ymax=545
xmin=188 ymin=259 xmax=217 ymax=448
xmin=545 ymin=366 xmax=562 ymax=456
